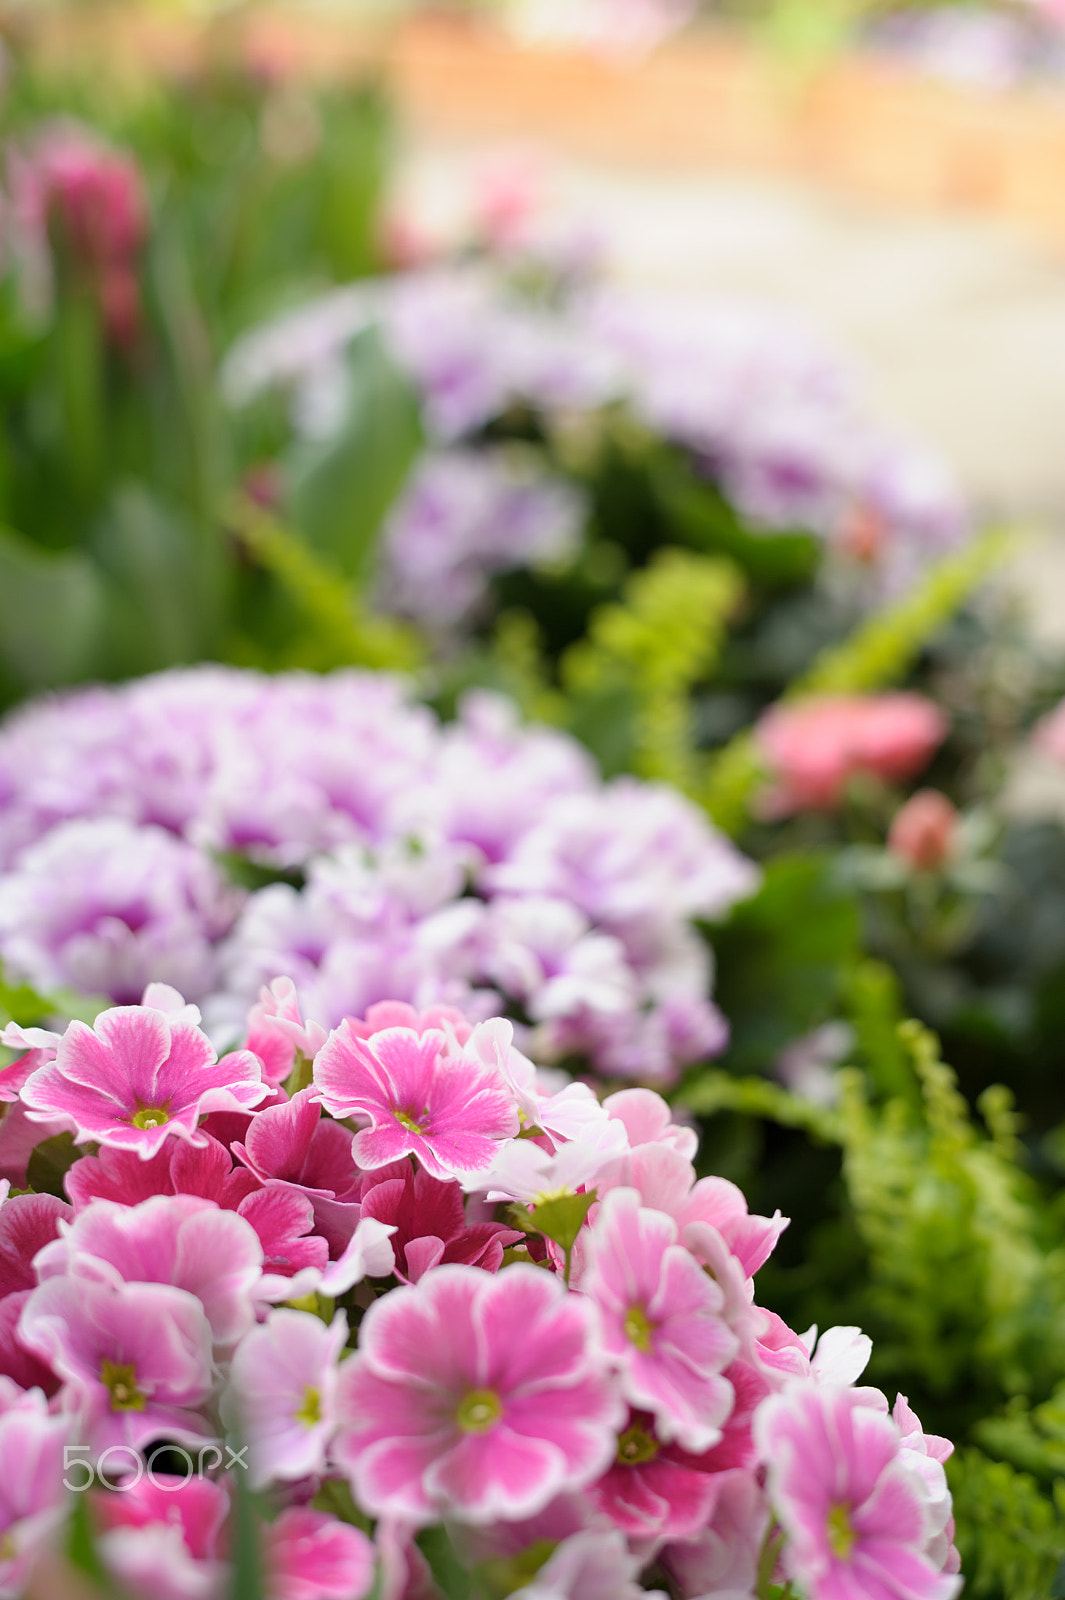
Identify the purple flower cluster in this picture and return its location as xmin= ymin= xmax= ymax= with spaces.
xmin=0 ymin=990 xmax=961 ymax=1600
xmin=0 ymin=668 xmax=756 ymax=1084
xmin=224 ymin=265 xmax=970 ymax=620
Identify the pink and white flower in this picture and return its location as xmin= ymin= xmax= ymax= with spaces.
xmin=754 ymin=1383 xmax=962 ymax=1600
xmin=0 ymin=1382 xmax=70 ymax=1600
xmin=313 ymin=1023 xmax=519 ymax=1180
xmin=266 ymin=1506 xmax=376 ymax=1600
xmin=226 ymin=1309 xmax=348 ymax=1488
xmin=21 ymin=1002 xmax=267 ymax=1159
xmin=332 ymin=1262 xmax=623 ymax=1524
xmin=583 ymin=1188 xmax=738 ymax=1453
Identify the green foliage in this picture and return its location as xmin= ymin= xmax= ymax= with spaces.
xmin=949 ymin=1449 xmax=1065 ymax=1600
xmin=710 ymin=852 xmax=862 ymax=1076
xmin=229 ymin=497 xmax=423 ymax=673
xmin=285 ymin=329 xmax=423 ymax=583
xmin=561 ymin=546 xmax=745 ymax=788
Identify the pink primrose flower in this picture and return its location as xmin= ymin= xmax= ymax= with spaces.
xmin=0 ymin=1292 xmax=61 ymax=1395
xmin=18 ymin=1275 xmax=214 ymax=1454
xmin=21 ymin=1003 xmax=267 ymax=1158
xmin=237 ymin=1183 xmax=328 ymax=1286
xmin=893 ymin=1395 xmax=960 ymax=1577
xmin=756 ymin=694 xmax=948 ymax=814
xmin=332 ymin=1263 xmax=623 ymax=1524
xmin=662 ymin=1466 xmax=768 ymax=1599
xmin=65 ymin=1132 xmax=261 ymax=1212
xmin=246 ymin=977 xmax=329 ymax=1090
xmin=266 ymin=1506 xmax=376 ymax=1600
xmin=0 ymin=1383 xmax=70 ymax=1599
xmin=95 ymin=1472 xmax=229 ymax=1600
xmin=360 ymin=1163 xmax=520 ymax=1281
xmin=590 ymin=1408 xmax=725 ymax=1542
xmin=754 ymin=1384 xmax=962 ymax=1600
xmin=226 ymin=1309 xmax=347 ymax=1488
xmin=313 ymin=1023 xmax=519 ymax=1180
xmin=33 ymin=1194 xmax=263 ymax=1347
xmin=344 ymin=999 xmax=474 ymax=1045
xmin=583 ymin=1188 xmax=738 ymax=1453
xmin=603 ymin=1087 xmax=698 ymax=1161
xmin=231 ymin=1088 xmax=360 ymax=1202
xmin=0 ymin=1023 xmax=60 ymax=1103
xmin=0 ymin=1193 xmax=70 ymax=1298
xmin=508 ymin=1528 xmax=658 ymax=1600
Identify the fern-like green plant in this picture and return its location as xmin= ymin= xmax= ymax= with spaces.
xmin=560 ymin=546 xmax=746 ymax=791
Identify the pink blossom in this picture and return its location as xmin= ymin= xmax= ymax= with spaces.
xmin=246 ymin=978 xmax=328 ymax=1090
xmin=677 ymin=1175 xmax=789 ymax=1280
xmin=266 ymin=1506 xmax=376 ymax=1600
xmin=0 ymin=1023 xmax=60 ymax=1103
xmin=21 ymin=1003 xmax=267 ymax=1158
xmin=0 ymin=1193 xmax=70 ymax=1298
xmin=0 ymin=1383 xmax=70 ymax=1599
xmin=508 ymin=1528 xmax=658 ymax=1600
xmin=237 ymin=1183 xmax=328 ymax=1285
xmin=313 ymin=1023 xmax=519 ymax=1180
xmin=360 ymin=1163 xmax=521 ymax=1281
xmin=756 ymin=694 xmax=948 ymax=814
xmin=95 ymin=1472 xmax=229 ymax=1600
xmin=662 ymin=1467 xmax=768 ymax=1599
xmin=590 ymin=1409 xmax=724 ymax=1542
xmin=65 ymin=1132 xmax=260 ymax=1212
xmin=332 ymin=1263 xmax=623 ymax=1524
xmin=226 ymin=1309 xmax=347 ymax=1487
xmin=583 ymin=1188 xmax=738 ymax=1452
xmin=231 ymin=1088 xmax=360 ymax=1203
xmin=603 ymin=1087 xmax=698 ymax=1161
xmin=18 ymin=1276 xmax=214 ymax=1453
xmin=33 ymin=1194 xmax=263 ymax=1347
xmin=893 ymin=1395 xmax=960 ymax=1578
xmin=754 ymin=1384 xmax=962 ymax=1600
xmin=887 ymin=791 xmax=959 ymax=872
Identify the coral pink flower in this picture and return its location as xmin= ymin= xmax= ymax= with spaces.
xmin=226 ymin=1309 xmax=347 ymax=1487
xmin=332 ymin=1263 xmax=623 ymax=1525
xmin=266 ymin=1506 xmax=376 ymax=1600
xmin=0 ymin=1382 xmax=70 ymax=1598
xmin=887 ymin=790 xmax=959 ymax=872
xmin=755 ymin=1384 xmax=962 ymax=1600
xmin=21 ymin=1003 xmax=267 ymax=1159
xmin=33 ymin=1193 xmax=263 ymax=1347
xmin=359 ymin=1163 xmax=521 ymax=1282
xmin=313 ymin=1024 xmax=519 ymax=1180
xmin=584 ymin=1188 xmax=737 ymax=1453
xmin=757 ymin=694 xmax=947 ymax=814
xmin=95 ymin=1472 xmax=229 ymax=1600
xmin=18 ymin=1276 xmax=214 ymax=1453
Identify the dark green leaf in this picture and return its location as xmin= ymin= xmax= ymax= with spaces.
xmin=286 ymin=328 xmax=422 ymax=582
xmin=27 ymin=1133 xmax=82 ymax=1200
xmin=0 ymin=526 xmax=107 ymax=690
xmin=415 ymin=1525 xmax=473 ymax=1600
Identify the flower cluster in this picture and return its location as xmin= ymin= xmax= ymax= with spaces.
xmin=0 ymin=988 xmax=961 ymax=1600
xmin=0 ymin=667 xmax=757 ymax=1085
xmin=223 ymin=265 xmax=970 ymax=626
xmin=7 ymin=119 xmax=147 ymax=347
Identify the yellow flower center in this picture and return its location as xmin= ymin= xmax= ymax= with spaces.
xmin=0 ymin=1531 xmax=15 ymax=1564
xmin=295 ymin=1386 xmax=322 ymax=1427
xmin=616 ymin=1423 xmax=659 ymax=1466
xmin=456 ymin=1389 xmax=503 ymax=1434
xmin=827 ymin=1503 xmax=857 ymax=1560
xmin=394 ymin=1108 xmax=427 ymax=1135
xmin=101 ymin=1358 xmax=147 ymax=1412
xmin=624 ymin=1305 xmax=654 ymax=1353
xmin=131 ymin=1104 xmax=170 ymax=1130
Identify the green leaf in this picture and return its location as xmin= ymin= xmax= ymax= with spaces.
xmin=88 ymin=483 xmax=223 ymax=676
xmin=0 ymin=526 xmax=107 ymax=691
xmin=526 ymin=1191 xmax=597 ymax=1253
xmin=311 ymin=1477 xmax=373 ymax=1533
xmin=65 ymin=1491 xmax=109 ymax=1587
xmin=415 ymin=1525 xmax=473 ymax=1600
xmin=27 ymin=1133 xmax=82 ymax=1200
xmin=286 ymin=328 xmax=422 ymax=582
xmin=712 ymin=851 xmax=861 ymax=1075
xmin=226 ymin=1441 xmax=264 ymax=1600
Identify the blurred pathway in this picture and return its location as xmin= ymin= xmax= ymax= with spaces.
xmin=400 ymin=144 xmax=1065 ymax=643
